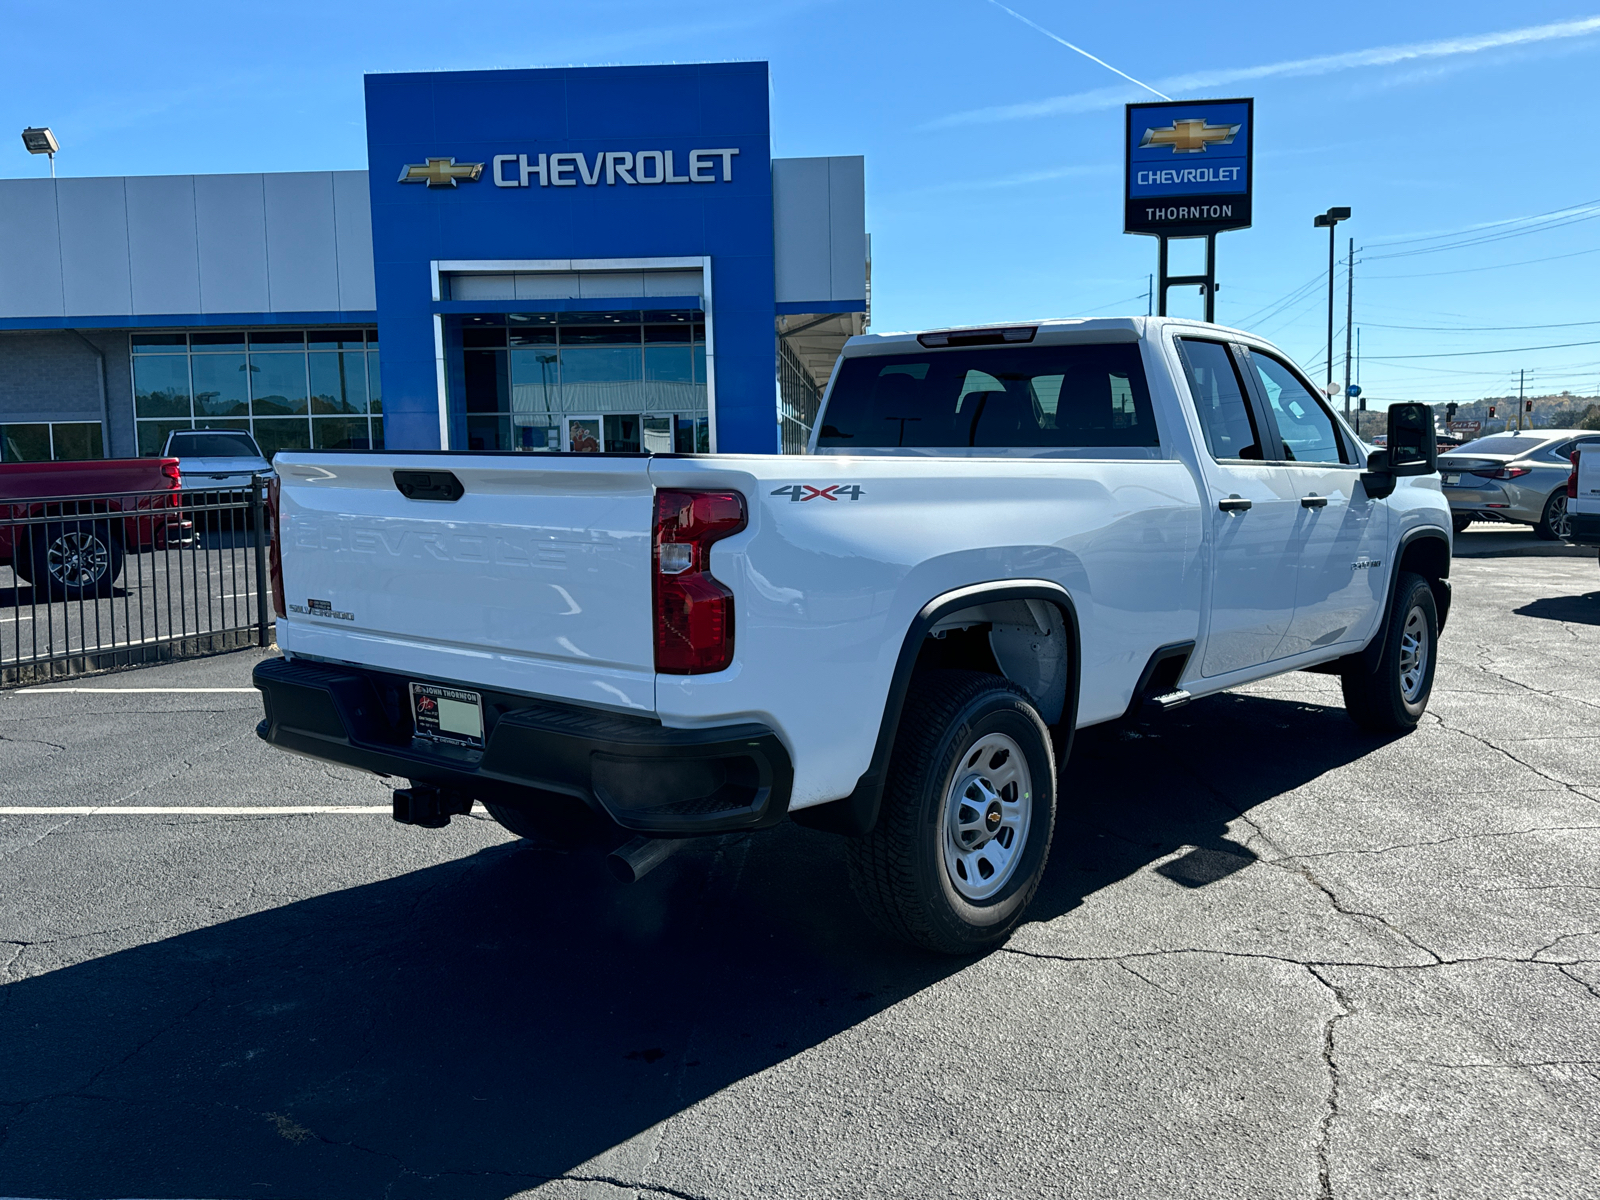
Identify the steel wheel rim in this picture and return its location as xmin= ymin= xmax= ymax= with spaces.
xmin=1551 ymin=493 xmax=1571 ymax=539
xmin=942 ymin=731 xmax=1032 ymax=902
xmin=47 ymin=531 xmax=108 ymax=587
xmin=1398 ymin=604 xmax=1429 ymax=704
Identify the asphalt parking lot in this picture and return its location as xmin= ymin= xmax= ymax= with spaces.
xmin=2 ymin=527 xmax=1598 ymax=1200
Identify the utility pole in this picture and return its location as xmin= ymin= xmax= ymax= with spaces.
xmin=1519 ymin=369 xmax=1525 ymax=431
xmin=1147 ymin=274 xmax=1153 ymax=318
xmin=1343 ymin=237 xmax=1355 ymax=420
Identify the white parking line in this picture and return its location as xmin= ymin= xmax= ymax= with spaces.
xmin=0 ymin=806 xmax=400 ymax=815
xmin=14 ymin=687 xmax=258 ymax=694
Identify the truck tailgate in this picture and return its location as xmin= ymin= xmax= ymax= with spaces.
xmin=274 ymin=453 xmax=657 ymax=712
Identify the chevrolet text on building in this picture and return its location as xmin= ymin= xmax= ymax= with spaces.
xmin=489 ymin=149 xmax=740 ymax=187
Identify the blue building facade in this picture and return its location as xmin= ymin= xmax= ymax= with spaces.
xmin=0 ymin=62 xmax=866 ymax=461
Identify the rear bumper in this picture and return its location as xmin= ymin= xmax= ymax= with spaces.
xmin=252 ymin=656 xmax=793 ymax=835
xmin=1567 ymin=511 xmax=1600 ymax=547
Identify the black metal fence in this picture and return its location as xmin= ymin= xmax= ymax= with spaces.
xmin=0 ymin=478 xmax=272 ymax=687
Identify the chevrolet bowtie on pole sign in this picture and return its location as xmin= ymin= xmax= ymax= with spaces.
xmin=1125 ymin=98 xmax=1253 ymax=237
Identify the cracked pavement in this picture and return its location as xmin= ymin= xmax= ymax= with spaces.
xmin=1 ymin=536 xmax=1598 ymax=1198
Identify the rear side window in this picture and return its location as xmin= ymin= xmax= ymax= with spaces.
xmin=816 ymin=343 xmax=1158 ymax=450
xmin=1178 ymin=339 xmax=1261 ymax=461
xmin=1248 ymin=352 xmax=1348 ymax=464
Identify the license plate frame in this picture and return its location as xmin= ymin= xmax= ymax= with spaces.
xmin=409 ymin=682 xmax=485 ymax=748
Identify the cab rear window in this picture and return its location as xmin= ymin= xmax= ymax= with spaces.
xmin=816 ymin=343 xmax=1158 ymax=450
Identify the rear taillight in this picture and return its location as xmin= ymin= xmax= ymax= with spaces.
xmin=653 ymin=489 xmax=746 ymax=674
xmin=162 ymin=459 xmax=181 ymax=485
xmin=1570 ymin=450 xmax=1580 ymax=500
xmin=1490 ymin=466 xmax=1531 ymax=480
xmin=266 ymin=474 xmax=286 ymax=618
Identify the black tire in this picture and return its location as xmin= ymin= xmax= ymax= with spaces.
xmin=1534 ymin=490 xmax=1569 ymax=541
xmin=1341 ymin=572 xmax=1438 ymax=733
xmin=30 ymin=520 xmax=123 ymax=600
xmin=1451 ymin=513 xmax=1472 ymax=535
xmin=846 ymin=670 xmax=1056 ymax=955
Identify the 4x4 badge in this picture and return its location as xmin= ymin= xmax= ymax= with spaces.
xmin=770 ymin=484 xmax=865 ymax=502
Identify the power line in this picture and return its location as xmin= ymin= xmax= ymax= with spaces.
xmin=1362 ymin=196 xmax=1600 ymax=248
xmin=1363 ymin=209 xmax=1600 ymax=260
xmin=1366 ymin=244 xmax=1600 ymax=279
xmin=1364 ymin=338 xmax=1600 ymax=361
xmin=1360 ymin=318 xmax=1600 ymax=332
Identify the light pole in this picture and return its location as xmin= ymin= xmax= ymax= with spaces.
xmin=1313 ymin=206 xmax=1351 ymax=411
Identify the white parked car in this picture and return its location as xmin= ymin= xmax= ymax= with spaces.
xmin=253 ymin=317 xmax=1451 ymax=952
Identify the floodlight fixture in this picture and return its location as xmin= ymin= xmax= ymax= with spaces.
xmin=22 ymin=127 xmax=58 ymax=155
xmin=21 ymin=127 xmax=59 ymax=177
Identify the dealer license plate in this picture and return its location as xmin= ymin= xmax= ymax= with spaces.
xmin=410 ymin=682 xmax=484 ymax=747
xmin=1443 ymin=474 xmax=1460 ymax=486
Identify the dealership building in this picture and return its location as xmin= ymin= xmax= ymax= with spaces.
xmin=0 ymin=62 xmax=867 ymax=463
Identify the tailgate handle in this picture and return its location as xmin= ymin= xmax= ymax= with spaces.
xmin=393 ymin=471 xmax=464 ymax=502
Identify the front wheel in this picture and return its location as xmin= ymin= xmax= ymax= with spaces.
xmin=1534 ymin=491 xmax=1570 ymax=541
xmin=1341 ymin=572 xmax=1438 ymax=732
xmin=846 ymin=670 xmax=1056 ymax=954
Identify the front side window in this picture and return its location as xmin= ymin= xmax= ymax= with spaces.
xmin=815 ymin=342 xmax=1158 ymax=450
xmin=1178 ymin=339 xmax=1261 ymax=461
xmin=1249 ymin=352 xmax=1347 ymax=464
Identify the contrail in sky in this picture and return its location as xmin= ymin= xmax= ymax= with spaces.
xmin=986 ymin=1 xmax=1170 ymax=100
xmin=936 ymin=13 xmax=1600 ymax=128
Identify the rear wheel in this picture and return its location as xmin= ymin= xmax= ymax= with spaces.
xmin=846 ymin=670 xmax=1056 ymax=954
xmin=30 ymin=520 xmax=123 ymax=600
xmin=1341 ymin=572 xmax=1437 ymax=733
xmin=1534 ymin=491 xmax=1570 ymax=541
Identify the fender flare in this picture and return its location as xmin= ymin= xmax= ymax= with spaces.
xmin=1353 ymin=525 xmax=1452 ymax=675
xmin=791 ymin=579 xmax=1081 ymax=837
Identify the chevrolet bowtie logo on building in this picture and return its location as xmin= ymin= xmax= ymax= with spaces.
xmin=397 ymin=157 xmax=485 ymax=187
xmin=1139 ymin=118 xmax=1241 ymax=154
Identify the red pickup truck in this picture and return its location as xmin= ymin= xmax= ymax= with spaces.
xmin=0 ymin=457 xmax=191 ymax=599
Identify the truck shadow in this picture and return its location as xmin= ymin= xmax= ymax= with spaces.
xmin=1513 ymin=592 xmax=1600 ymax=625
xmin=0 ymin=691 xmax=1393 ymax=1198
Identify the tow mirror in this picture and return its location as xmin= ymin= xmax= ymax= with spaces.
xmin=1386 ymin=402 xmax=1437 ymax=476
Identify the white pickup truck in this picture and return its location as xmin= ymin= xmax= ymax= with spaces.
xmin=1564 ymin=441 xmax=1600 ymax=562
xmin=254 ymin=317 xmax=1451 ymax=953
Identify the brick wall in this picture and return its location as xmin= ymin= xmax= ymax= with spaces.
xmin=0 ymin=329 xmax=136 ymax=456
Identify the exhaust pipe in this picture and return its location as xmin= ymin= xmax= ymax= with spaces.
xmin=607 ymin=836 xmax=686 ymax=883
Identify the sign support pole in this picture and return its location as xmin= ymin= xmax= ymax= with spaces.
xmin=1156 ymin=232 xmax=1216 ymax=322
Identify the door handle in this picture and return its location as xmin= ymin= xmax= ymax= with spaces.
xmin=1300 ymin=494 xmax=1328 ymax=509
xmin=1218 ymin=496 xmax=1252 ymax=513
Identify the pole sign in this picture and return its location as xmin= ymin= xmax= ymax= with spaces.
xmin=1449 ymin=420 xmax=1483 ymax=436
xmin=1125 ymin=98 xmax=1253 ymax=237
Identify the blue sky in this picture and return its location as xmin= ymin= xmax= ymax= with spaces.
xmin=4 ymin=0 xmax=1599 ymax=409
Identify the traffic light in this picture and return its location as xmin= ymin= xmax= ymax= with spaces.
xmin=1488 ymin=405 xmax=1497 ymax=418
xmin=1446 ymin=402 xmax=1458 ymax=421
xmin=1525 ymin=399 xmax=1534 ymax=413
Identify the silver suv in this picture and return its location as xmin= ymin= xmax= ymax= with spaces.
xmin=1439 ymin=429 xmax=1600 ymax=539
